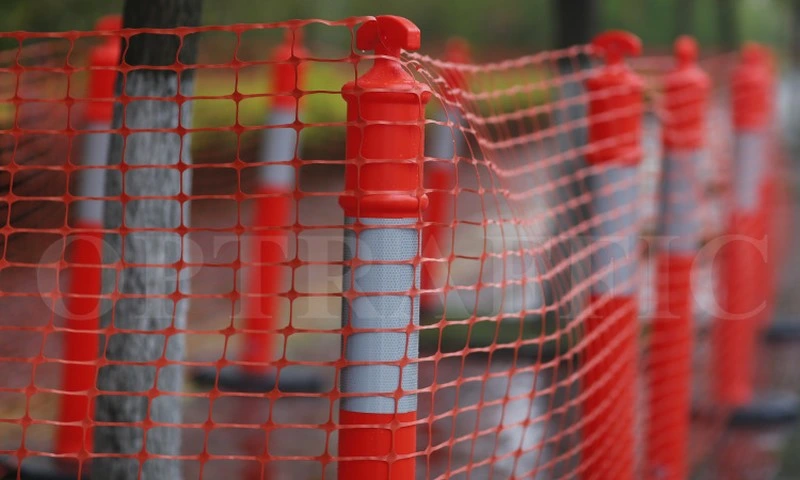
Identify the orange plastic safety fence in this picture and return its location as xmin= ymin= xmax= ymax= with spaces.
xmin=0 ymin=16 xmax=789 ymax=480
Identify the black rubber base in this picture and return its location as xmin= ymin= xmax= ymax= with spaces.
xmin=191 ymin=365 xmax=325 ymax=393
xmin=728 ymin=392 xmax=800 ymax=428
xmin=764 ymin=318 xmax=800 ymax=343
xmin=0 ymin=456 xmax=86 ymax=480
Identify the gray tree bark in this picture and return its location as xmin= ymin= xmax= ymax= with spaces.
xmin=551 ymin=0 xmax=595 ymax=321
xmin=674 ymin=0 xmax=695 ymax=38
xmin=94 ymin=1 xmax=202 ymax=479
xmin=717 ymin=0 xmax=740 ymax=50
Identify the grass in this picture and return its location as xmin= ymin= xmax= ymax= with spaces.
xmin=0 ymin=59 xmax=554 ymax=163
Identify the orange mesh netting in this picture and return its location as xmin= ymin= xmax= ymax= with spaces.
xmin=0 ymin=16 xmax=791 ymax=480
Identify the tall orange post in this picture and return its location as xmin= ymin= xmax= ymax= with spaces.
xmin=712 ymin=44 xmax=797 ymax=426
xmin=646 ymin=36 xmax=709 ymax=480
xmin=239 ymin=30 xmax=307 ymax=376
xmin=192 ymin=31 xmax=320 ymax=392
xmin=581 ymin=31 xmax=643 ymax=480
xmin=338 ymin=16 xmax=430 ymax=480
xmin=56 ymin=14 xmax=121 ymax=458
xmin=421 ymin=38 xmax=470 ymax=312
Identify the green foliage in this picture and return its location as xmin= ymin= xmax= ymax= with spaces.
xmin=0 ymin=0 xmax=791 ymax=159
xmin=0 ymin=0 xmax=790 ymax=54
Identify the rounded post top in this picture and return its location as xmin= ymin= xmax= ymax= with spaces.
xmin=356 ymin=16 xmax=421 ymax=57
xmin=591 ymin=30 xmax=642 ymax=66
xmin=283 ymin=28 xmax=304 ymax=48
xmin=94 ymin=14 xmax=122 ymax=33
xmin=674 ymin=35 xmax=698 ymax=69
xmin=742 ymin=42 xmax=764 ymax=66
xmin=445 ymin=37 xmax=471 ymax=64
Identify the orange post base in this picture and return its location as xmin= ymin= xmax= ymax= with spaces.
xmin=338 ymin=410 xmax=416 ymax=480
xmin=55 ymin=229 xmax=103 ymax=456
xmin=646 ymin=254 xmax=694 ymax=480
xmin=712 ymin=214 xmax=763 ymax=407
xmin=240 ymin=190 xmax=292 ymax=374
xmin=581 ymin=295 xmax=638 ymax=480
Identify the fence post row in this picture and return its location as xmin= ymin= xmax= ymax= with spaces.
xmin=712 ymin=44 xmax=798 ymax=426
xmin=338 ymin=15 xmax=431 ymax=480
xmin=646 ymin=35 xmax=709 ymax=480
xmin=582 ymin=30 xmax=643 ymax=480
xmin=421 ymin=37 xmax=470 ymax=312
xmin=55 ymin=14 xmax=121 ymax=458
xmin=759 ymin=46 xmax=800 ymax=342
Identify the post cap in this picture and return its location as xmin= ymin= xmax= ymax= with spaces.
xmin=663 ymin=35 xmax=709 ymax=149
xmin=741 ymin=42 xmax=763 ymax=65
xmin=356 ymin=15 xmax=421 ymax=57
xmin=445 ymin=37 xmax=471 ymax=64
xmin=674 ymin=35 xmax=698 ymax=69
xmin=94 ymin=15 xmax=122 ymax=33
xmin=270 ymin=28 xmax=308 ymax=108
xmin=591 ymin=30 xmax=642 ymax=66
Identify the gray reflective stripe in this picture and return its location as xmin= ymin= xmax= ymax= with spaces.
xmin=428 ymin=108 xmax=463 ymax=160
xmin=733 ymin=130 xmax=765 ymax=212
xmin=258 ymin=108 xmax=297 ymax=188
xmin=590 ymin=166 xmax=639 ymax=296
xmin=658 ymin=150 xmax=701 ymax=253
xmin=76 ymin=122 xmax=111 ymax=223
xmin=341 ymin=217 xmax=420 ymax=414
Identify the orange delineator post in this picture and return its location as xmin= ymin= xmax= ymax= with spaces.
xmin=239 ymin=31 xmax=307 ymax=375
xmin=754 ymin=46 xmax=778 ymax=331
xmin=711 ymin=44 xmax=771 ymax=408
xmin=338 ymin=16 xmax=430 ymax=480
xmin=581 ymin=30 xmax=643 ymax=480
xmin=646 ymin=36 xmax=709 ymax=480
xmin=55 ymin=15 xmax=121 ymax=457
xmin=421 ymin=37 xmax=470 ymax=312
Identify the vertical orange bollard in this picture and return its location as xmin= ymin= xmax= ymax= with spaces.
xmin=55 ymin=15 xmax=121 ymax=458
xmin=581 ymin=31 xmax=643 ymax=480
xmin=338 ymin=16 xmax=430 ymax=480
xmin=712 ymin=45 xmax=797 ymax=426
xmin=646 ymin=36 xmax=709 ymax=480
xmin=711 ymin=45 xmax=770 ymax=410
xmin=239 ymin=31 xmax=307 ymax=376
xmin=192 ymin=32 xmax=321 ymax=392
xmin=421 ymin=37 xmax=470 ymax=312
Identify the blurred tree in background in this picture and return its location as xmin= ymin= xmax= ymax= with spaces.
xmin=0 ymin=0 xmax=793 ymax=56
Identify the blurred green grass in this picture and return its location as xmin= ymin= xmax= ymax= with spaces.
xmin=0 ymin=59 xmax=553 ymax=161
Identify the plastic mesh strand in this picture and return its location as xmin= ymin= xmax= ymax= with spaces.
xmin=0 ymin=18 xmax=789 ymax=480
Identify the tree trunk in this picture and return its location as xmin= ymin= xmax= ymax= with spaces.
xmin=93 ymin=1 xmax=202 ymax=479
xmin=717 ymin=0 xmax=740 ymax=50
xmin=674 ymin=0 xmax=695 ymax=38
xmin=554 ymin=0 xmax=596 ymax=50
xmin=551 ymin=0 xmax=595 ymax=321
xmin=792 ymin=0 xmax=800 ymax=68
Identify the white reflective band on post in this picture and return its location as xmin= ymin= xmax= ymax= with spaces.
xmin=428 ymin=108 xmax=462 ymax=161
xmin=733 ymin=130 xmax=765 ymax=212
xmin=590 ymin=166 xmax=639 ymax=296
xmin=341 ymin=217 xmax=420 ymax=415
xmin=658 ymin=150 xmax=701 ymax=253
xmin=76 ymin=122 xmax=111 ymax=223
xmin=258 ymin=108 xmax=297 ymax=188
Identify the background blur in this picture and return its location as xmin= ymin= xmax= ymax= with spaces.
xmin=2 ymin=0 xmax=797 ymax=58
